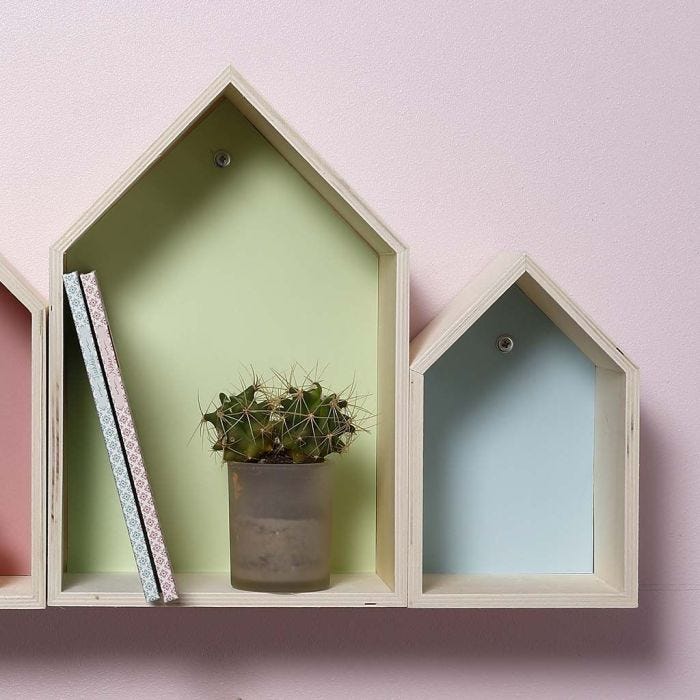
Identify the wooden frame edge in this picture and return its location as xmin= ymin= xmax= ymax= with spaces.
xmin=410 ymin=592 xmax=638 ymax=609
xmin=48 ymin=591 xmax=407 ymax=609
xmin=0 ymin=255 xmax=47 ymax=609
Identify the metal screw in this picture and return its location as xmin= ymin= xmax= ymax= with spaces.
xmin=213 ymin=150 xmax=231 ymax=168
xmin=496 ymin=334 xmax=514 ymax=353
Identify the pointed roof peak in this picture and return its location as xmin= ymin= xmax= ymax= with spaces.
xmin=0 ymin=253 xmax=46 ymax=313
xmin=411 ymin=251 xmax=637 ymax=374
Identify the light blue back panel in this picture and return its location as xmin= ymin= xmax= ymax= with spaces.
xmin=423 ymin=285 xmax=595 ymax=574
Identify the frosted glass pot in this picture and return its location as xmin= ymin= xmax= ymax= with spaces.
xmin=227 ymin=462 xmax=332 ymax=592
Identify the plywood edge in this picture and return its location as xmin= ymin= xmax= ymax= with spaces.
xmin=31 ymin=307 xmax=47 ymax=607
xmin=50 ymin=572 xmax=404 ymax=608
xmin=411 ymin=593 xmax=638 ymax=609
xmin=0 ymin=576 xmax=44 ymax=609
xmin=413 ymin=573 xmax=636 ymax=608
xmin=624 ymin=364 xmax=640 ymax=603
xmin=407 ymin=371 xmax=424 ymax=607
xmin=0 ymin=253 xmax=47 ymax=313
xmin=519 ymin=256 xmax=639 ymax=373
xmin=49 ymin=593 xmax=406 ymax=608
xmin=47 ymin=247 xmax=65 ymax=606
xmin=390 ymin=249 xmax=410 ymax=603
xmin=0 ymin=597 xmax=45 ymax=609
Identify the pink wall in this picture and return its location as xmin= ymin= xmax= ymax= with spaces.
xmin=0 ymin=283 xmax=32 ymax=576
xmin=1 ymin=1 xmax=698 ymax=697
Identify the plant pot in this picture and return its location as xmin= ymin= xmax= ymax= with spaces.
xmin=227 ymin=462 xmax=332 ymax=592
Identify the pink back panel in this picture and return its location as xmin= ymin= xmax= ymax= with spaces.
xmin=0 ymin=281 xmax=32 ymax=575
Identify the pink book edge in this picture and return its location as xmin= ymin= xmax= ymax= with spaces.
xmin=80 ymin=272 xmax=178 ymax=602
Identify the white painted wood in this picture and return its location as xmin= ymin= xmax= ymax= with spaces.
xmin=0 ymin=254 xmax=46 ymax=609
xmin=409 ymin=253 xmax=639 ymax=608
xmin=48 ymin=68 xmax=409 ymax=608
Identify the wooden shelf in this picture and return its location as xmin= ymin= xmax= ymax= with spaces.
xmin=409 ymin=253 xmax=639 ymax=608
xmin=0 ymin=254 xmax=46 ymax=609
xmin=48 ymin=67 xmax=409 ymax=607
xmin=421 ymin=575 xmax=625 ymax=608
xmin=59 ymin=572 xmax=397 ymax=607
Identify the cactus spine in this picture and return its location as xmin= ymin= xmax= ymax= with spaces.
xmin=203 ymin=368 xmax=368 ymax=464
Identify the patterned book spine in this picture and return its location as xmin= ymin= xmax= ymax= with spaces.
xmin=80 ymin=272 xmax=178 ymax=602
xmin=63 ymin=272 xmax=160 ymax=603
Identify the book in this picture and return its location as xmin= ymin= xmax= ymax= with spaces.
xmin=80 ymin=271 xmax=178 ymax=602
xmin=63 ymin=272 xmax=160 ymax=603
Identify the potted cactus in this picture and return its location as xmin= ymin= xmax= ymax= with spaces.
xmin=202 ymin=369 xmax=368 ymax=593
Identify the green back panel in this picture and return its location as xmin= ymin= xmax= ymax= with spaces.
xmin=64 ymin=100 xmax=379 ymax=574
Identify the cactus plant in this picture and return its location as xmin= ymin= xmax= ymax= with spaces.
xmin=202 ymin=368 xmax=369 ymax=464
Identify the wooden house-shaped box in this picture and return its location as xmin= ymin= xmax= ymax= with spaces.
xmin=49 ymin=68 xmax=409 ymax=607
xmin=409 ymin=253 xmax=639 ymax=608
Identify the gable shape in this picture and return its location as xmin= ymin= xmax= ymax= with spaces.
xmin=0 ymin=254 xmax=45 ymax=315
xmin=410 ymin=251 xmax=637 ymax=376
xmin=408 ymin=251 xmax=639 ymax=607
xmin=54 ymin=66 xmax=405 ymax=259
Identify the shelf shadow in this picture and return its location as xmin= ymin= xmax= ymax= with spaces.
xmin=0 ymin=404 xmax=668 ymax=672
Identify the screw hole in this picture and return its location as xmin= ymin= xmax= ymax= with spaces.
xmin=213 ymin=150 xmax=231 ymax=168
xmin=496 ymin=335 xmax=514 ymax=353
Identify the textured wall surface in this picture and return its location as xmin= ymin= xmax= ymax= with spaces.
xmin=1 ymin=1 xmax=698 ymax=698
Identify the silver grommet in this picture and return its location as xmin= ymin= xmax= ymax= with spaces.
xmin=213 ymin=150 xmax=231 ymax=168
xmin=496 ymin=334 xmax=514 ymax=353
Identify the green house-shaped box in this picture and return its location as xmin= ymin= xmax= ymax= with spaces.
xmin=49 ymin=68 xmax=409 ymax=607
